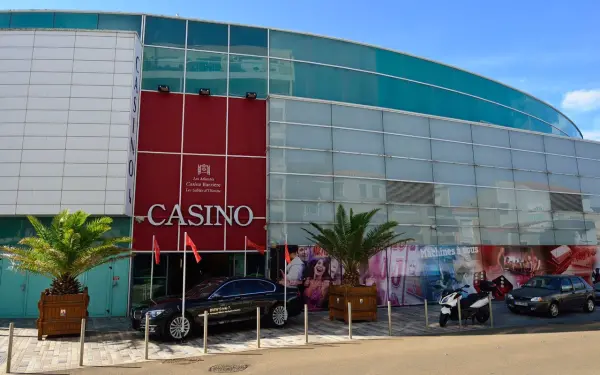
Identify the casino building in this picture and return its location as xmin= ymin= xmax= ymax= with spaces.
xmin=1 ymin=10 xmax=600 ymax=318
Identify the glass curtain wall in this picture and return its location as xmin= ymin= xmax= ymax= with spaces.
xmin=268 ymin=98 xmax=600 ymax=246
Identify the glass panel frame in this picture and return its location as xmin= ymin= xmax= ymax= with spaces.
xmin=97 ymin=14 xmax=141 ymax=33
xmin=228 ymin=55 xmax=268 ymax=99
xmin=515 ymin=190 xmax=551 ymax=211
xmin=9 ymin=12 xmax=54 ymax=29
xmin=333 ymin=153 xmax=385 ymax=179
xmin=386 ymin=158 xmax=433 ymax=182
xmin=53 ymin=12 xmax=98 ymax=30
xmin=187 ymin=21 xmax=228 ymax=52
xmin=517 ymin=211 xmax=553 ymax=229
xmin=475 ymin=166 xmax=514 ymax=188
xmin=435 ymin=184 xmax=478 ymax=207
xmin=336 ymin=203 xmax=387 ymax=224
xmin=334 ymin=177 xmax=386 ymax=203
xmin=429 ymin=119 xmax=472 ymax=142
xmin=509 ymin=131 xmax=544 ymax=152
xmin=141 ymin=46 xmax=185 ymax=92
xmin=269 ymin=123 xmax=332 ymax=150
xmin=552 ymin=212 xmax=585 ymax=230
xmin=477 ymin=187 xmax=517 ymax=209
xmin=229 ymin=25 xmax=268 ymax=56
xmin=513 ymin=170 xmax=549 ymax=191
xmin=473 ymin=145 xmax=512 ymax=168
xmin=479 ymin=228 xmax=520 ymax=245
xmin=518 ymin=229 xmax=555 ymax=245
xmin=545 ymin=154 xmax=578 ymax=175
xmin=511 ymin=150 xmax=547 ymax=172
xmin=431 ymin=140 xmax=473 ymax=164
xmin=269 ymin=99 xmax=331 ymax=125
xmin=384 ymin=133 xmax=431 ymax=159
xmin=268 ymin=174 xmax=333 ymax=201
xmin=435 ymin=207 xmax=479 ymax=226
xmin=435 ymin=226 xmax=481 ymax=245
xmin=388 ymin=205 xmax=435 ymax=225
xmin=471 ymin=125 xmax=509 ymax=147
xmin=332 ymin=105 xmax=382 ymax=131
xmin=185 ymin=50 xmax=227 ymax=96
xmin=433 ymin=163 xmax=475 ymax=185
xmin=269 ymin=201 xmax=334 ymax=223
xmin=382 ymin=112 xmax=429 ymax=137
xmin=144 ymin=16 xmax=186 ymax=48
xmin=478 ymin=209 xmax=518 ymax=228
xmin=333 ymin=128 xmax=383 ymax=154
xmin=269 ymin=149 xmax=333 ymax=175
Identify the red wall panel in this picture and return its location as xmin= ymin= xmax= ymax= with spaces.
xmin=227 ymin=156 xmax=266 ymax=218
xmin=134 ymin=152 xmax=180 ymax=217
xmin=226 ymin=218 xmax=266 ymax=251
xmin=180 ymin=224 xmax=225 ymax=251
xmin=133 ymin=218 xmax=179 ymax=251
xmin=183 ymin=96 xmax=227 ymax=155
xmin=227 ymin=98 xmax=266 ymax=156
xmin=138 ymin=92 xmax=183 ymax=153
xmin=180 ymin=154 xmax=226 ymax=208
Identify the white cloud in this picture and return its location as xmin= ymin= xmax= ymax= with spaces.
xmin=582 ymin=130 xmax=600 ymax=141
xmin=561 ymin=89 xmax=600 ymax=112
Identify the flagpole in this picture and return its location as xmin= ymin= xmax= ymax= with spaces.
xmin=182 ymin=232 xmax=187 ymax=334
xmin=284 ymin=234 xmax=287 ymax=321
xmin=150 ymin=235 xmax=155 ymax=302
xmin=244 ymin=236 xmax=247 ymax=277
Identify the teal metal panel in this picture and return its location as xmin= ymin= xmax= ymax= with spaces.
xmin=110 ymin=258 xmax=130 ymax=316
xmin=82 ymin=263 xmax=112 ymax=317
xmin=24 ymin=273 xmax=51 ymax=317
xmin=0 ymin=258 xmax=27 ymax=317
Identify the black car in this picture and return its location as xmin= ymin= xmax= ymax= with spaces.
xmin=131 ymin=277 xmax=302 ymax=340
xmin=506 ymin=275 xmax=595 ymax=318
xmin=594 ymin=283 xmax=600 ymax=304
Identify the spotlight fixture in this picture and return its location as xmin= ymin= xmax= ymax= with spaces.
xmin=157 ymin=85 xmax=170 ymax=93
xmin=245 ymin=92 xmax=257 ymax=100
xmin=199 ymin=88 xmax=211 ymax=96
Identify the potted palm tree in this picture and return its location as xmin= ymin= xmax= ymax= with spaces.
xmin=304 ymin=205 xmax=411 ymax=322
xmin=0 ymin=210 xmax=131 ymax=340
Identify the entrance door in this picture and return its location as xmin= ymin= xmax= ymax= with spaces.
xmin=0 ymin=258 xmax=27 ymax=317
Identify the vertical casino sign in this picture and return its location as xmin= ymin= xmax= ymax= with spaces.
xmin=126 ymin=37 xmax=143 ymax=216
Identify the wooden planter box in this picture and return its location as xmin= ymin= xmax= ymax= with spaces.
xmin=37 ymin=287 xmax=89 ymax=340
xmin=329 ymin=285 xmax=377 ymax=322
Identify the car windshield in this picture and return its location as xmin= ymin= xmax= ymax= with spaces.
xmin=185 ymin=278 xmax=227 ymax=299
xmin=523 ymin=277 xmax=560 ymax=290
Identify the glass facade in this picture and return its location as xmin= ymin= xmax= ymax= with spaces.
xmin=1 ymin=10 xmax=578 ymax=136
xmin=268 ymin=98 xmax=600 ymax=246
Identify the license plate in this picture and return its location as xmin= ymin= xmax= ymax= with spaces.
xmin=515 ymin=301 xmax=528 ymax=306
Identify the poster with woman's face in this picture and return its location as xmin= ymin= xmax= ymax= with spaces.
xmin=388 ymin=245 xmax=408 ymax=306
xmin=360 ymin=251 xmax=388 ymax=305
xmin=302 ymin=246 xmax=332 ymax=311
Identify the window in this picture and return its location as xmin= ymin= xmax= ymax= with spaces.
xmin=212 ymin=281 xmax=243 ymax=297
xmin=570 ymin=278 xmax=585 ymax=291
xmin=187 ymin=21 xmax=228 ymax=52
xmin=561 ymin=278 xmax=573 ymax=292
xmin=229 ymin=25 xmax=268 ymax=55
xmin=241 ymin=280 xmax=276 ymax=294
xmin=186 ymin=50 xmax=227 ymax=95
xmin=9 ymin=12 xmax=54 ymax=28
xmin=98 ymin=14 xmax=141 ymax=33
xmin=144 ymin=16 xmax=186 ymax=48
xmin=54 ymin=13 xmax=98 ymax=30
xmin=142 ymin=46 xmax=185 ymax=92
xmin=228 ymin=55 xmax=267 ymax=98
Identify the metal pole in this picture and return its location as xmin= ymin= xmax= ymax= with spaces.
xmin=304 ymin=304 xmax=308 ymax=344
xmin=457 ymin=296 xmax=462 ymax=329
xmin=203 ymin=311 xmax=208 ymax=354
xmin=6 ymin=322 xmax=14 ymax=373
xmin=150 ymin=235 xmax=155 ymax=301
xmin=348 ymin=302 xmax=352 ymax=339
xmin=144 ymin=313 xmax=150 ymax=360
xmin=488 ymin=292 xmax=494 ymax=328
xmin=244 ymin=236 xmax=247 ymax=277
xmin=424 ymin=298 xmax=428 ymax=328
xmin=182 ymin=233 xmax=187 ymax=336
xmin=256 ymin=307 xmax=261 ymax=348
xmin=387 ymin=300 xmax=392 ymax=336
xmin=79 ymin=318 xmax=86 ymax=366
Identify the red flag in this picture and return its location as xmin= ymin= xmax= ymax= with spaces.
xmin=284 ymin=242 xmax=291 ymax=264
xmin=246 ymin=238 xmax=265 ymax=255
xmin=185 ymin=233 xmax=202 ymax=263
xmin=153 ymin=237 xmax=160 ymax=265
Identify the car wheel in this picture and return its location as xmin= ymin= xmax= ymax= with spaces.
xmin=165 ymin=315 xmax=192 ymax=340
xmin=269 ymin=304 xmax=287 ymax=327
xmin=548 ymin=302 xmax=559 ymax=318
xmin=584 ymin=298 xmax=595 ymax=313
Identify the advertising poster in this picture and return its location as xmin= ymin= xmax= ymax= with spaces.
xmin=281 ymin=244 xmax=600 ymax=311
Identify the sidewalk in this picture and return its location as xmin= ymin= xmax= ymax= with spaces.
xmin=1 ymin=302 xmax=599 ymax=373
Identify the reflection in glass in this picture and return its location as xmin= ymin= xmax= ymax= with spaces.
xmin=333 ymin=153 xmax=385 ymax=179
xmin=384 ymin=133 xmax=431 ymax=159
xmin=554 ymin=230 xmax=594 ymax=245
xmin=478 ymin=209 xmax=518 ymax=228
xmin=435 ymin=226 xmax=480 ymax=245
xmin=435 ymin=185 xmax=478 ymax=207
xmin=511 ymin=150 xmax=546 ymax=172
xmin=269 ymin=98 xmax=331 ymax=125
xmin=54 ymin=13 xmax=98 ymax=29
xmin=334 ymin=177 xmax=386 ymax=203
xmin=269 ymin=223 xmax=333 ymax=245
xmin=471 ymin=126 xmax=509 ymax=147
xmin=517 ymin=211 xmax=553 ymax=229
xmin=9 ymin=12 xmax=54 ymax=28
xmin=431 ymin=140 xmax=473 ymax=164
xmin=430 ymin=119 xmax=471 ymax=142
xmin=544 ymin=136 xmax=575 ymax=156
xmin=552 ymin=212 xmax=585 ymax=229
xmin=388 ymin=205 xmax=435 ymax=225
xmin=386 ymin=158 xmax=433 ymax=182
xmin=479 ymin=228 xmax=520 ymax=245
xmin=337 ymin=203 xmax=387 ymax=224
xmin=433 ymin=163 xmax=475 ymax=185
xmin=142 ymin=47 xmax=185 ymax=92
xmin=580 ymin=177 xmax=600 ymax=195
xmin=513 ymin=170 xmax=548 ymax=190
xmin=144 ymin=16 xmax=186 ymax=47
xmin=230 ymin=25 xmax=268 ymax=55
xmin=435 ymin=208 xmax=478 ymax=226
xmin=394 ymin=225 xmax=434 ymax=244
xmin=269 ymin=149 xmax=332 ymax=175
xmin=269 ymin=123 xmax=332 ymax=150
xmin=98 ymin=14 xmax=141 ymax=33
xmin=548 ymin=174 xmax=580 ymax=193
xmin=187 ymin=21 xmax=228 ymax=52
xmin=510 ymin=131 xmax=544 ymax=152
xmin=332 ymin=105 xmax=382 ymax=131
xmin=333 ymin=128 xmax=383 ymax=154
xmin=477 ymin=187 xmax=517 ymax=209
xmin=269 ymin=201 xmax=334 ymax=223
xmin=229 ymin=55 xmax=267 ymax=98
xmin=185 ymin=50 xmax=227 ymax=95
xmin=473 ymin=146 xmax=512 ymax=168
xmin=383 ymin=112 xmax=429 ymax=137
xmin=516 ymin=190 xmax=551 ymax=211
xmin=545 ymin=154 xmax=578 ymax=175
xmin=519 ymin=229 xmax=555 ymax=245
xmin=268 ymin=174 xmax=333 ymax=201
xmin=577 ymin=158 xmax=600 ymax=178
xmin=475 ymin=166 xmax=514 ymax=188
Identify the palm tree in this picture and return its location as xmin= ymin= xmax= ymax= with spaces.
xmin=0 ymin=210 xmax=132 ymax=295
xmin=303 ymin=205 xmax=412 ymax=287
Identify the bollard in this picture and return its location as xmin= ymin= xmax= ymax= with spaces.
xmin=256 ymin=307 xmax=261 ymax=348
xmin=424 ymin=298 xmax=429 ymax=328
xmin=203 ymin=311 xmax=208 ymax=354
xmin=6 ymin=322 xmax=14 ymax=373
xmin=457 ymin=296 xmax=462 ymax=329
xmin=488 ymin=292 xmax=494 ymax=328
xmin=144 ymin=313 xmax=150 ymax=360
xmin=348 ymin=302 xmax=352 ymax=339
xmin=304 ymin=304 xmax=308 ymax=344
xmin=79 ymin=318 xmax=86 ymax=366
xmin=387 ymin=301 xmax=392 ymax=336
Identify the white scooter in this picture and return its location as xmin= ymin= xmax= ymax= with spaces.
xmin=437 ymin=281 xmax=495 ymax=327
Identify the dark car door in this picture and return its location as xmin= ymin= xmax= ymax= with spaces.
xmin=208 ymin=280 xmax=248 ymax=323
xmin=559 ymin=278 xmax=576 ymax=310
xmin=238 ymin=279 xmax=278 ymax=319
xmin=570 ymin=277 xmax=587 ymax=309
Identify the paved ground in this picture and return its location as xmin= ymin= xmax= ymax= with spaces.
xmin=1 ymin=302 xmax=599 ymax=374
xmin=54 ymin=323 xmax=600 ymax=375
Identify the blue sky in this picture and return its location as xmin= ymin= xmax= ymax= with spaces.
xmin=3 ymin=0 xmax=600 ymax=139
